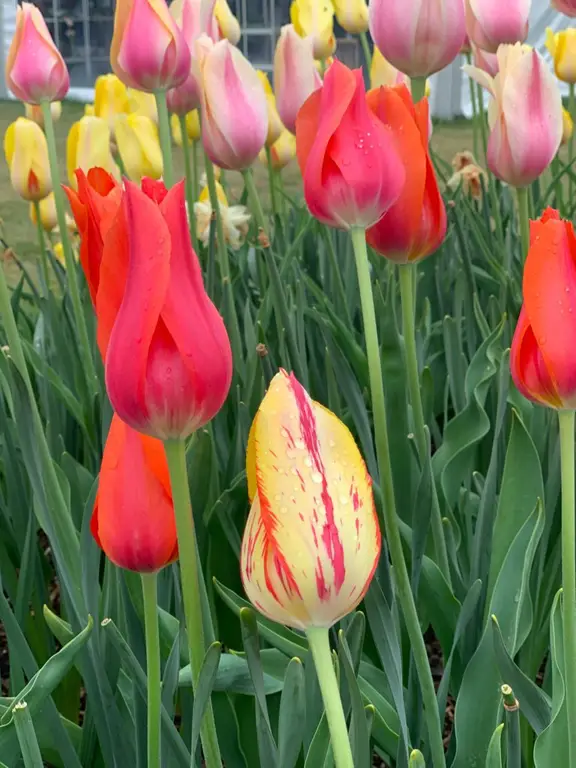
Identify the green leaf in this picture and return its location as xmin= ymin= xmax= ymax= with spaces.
xmin=339 ymin=632 xmax=371 ymax=768
xmin=408 ymin=749 xmax=426 ymax=768
xmin=13 ymin=702 xmax=43 ymax=768
xmin=190 ymin=642 xmax=222 ymax=756
xmin=485 ymin=724 xmax=504 ymax=768
xmin=277 ymin=658 xmax=306 ymax=768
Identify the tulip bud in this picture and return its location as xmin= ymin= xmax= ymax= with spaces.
xmin=257 ymin=71 xmax=285 ymax=147
xmin=105 ymin=180 xmax=233 ymax=440
xmin=171 ymin=110 xmax=201 ymax=146
xmin=370 ymin=46 xmax=410 ymax=89
xmin=562 ymin=108 xmax=574 ymax=146
xmin=471 ymin=42 xmax=499 ymax=77
xmin=465 ymin=44 xmax=562 ymax=187
xmin=260 ymin=130 xmax=297 ymax=170
xmin=332 ymin=0 xmax=369 ymax=35
xmin=6 ymin=3 xmax=69 ymax=104
xmin=196 ymin=36 xmax=268 ymax=170
xmin=67 ymin=116 xmax=120 ymax=189
xmin=511 ymin=209 xmax=576 ymax=410
xmin=241 ymin=370 xmax=381 ymax=630
xmin=274 ymin=25 xmax=322 ymax=134
xmin=110 ymin=0 xmax=191 ymax=91
xmin=4 ymin=118 xmax=52 ymax=202
xmin=369 ymin=0 xmax=466 ymax=78
xmin=214 ymin=0 xmax=241 ymax=44
xmin=546 ymin=28 xmax=576 ymax=84
xmin=127 ymin=89 xmax=159 ymax=122
xmin=25 ymin=101 xmax=62 ymax=127
xmin=115 ymin=114 xmax=163 ymax=182
xmin=30 ymin=192 xmax=58 ymax=232
xmin=554 ymin=0 xmax=576 ymax=15
xmin=290 ymin=0 xmax=336 ymax=60
xmin=366 ymin=85 xmax=446 ymax=263
xmin=296 ymin=60 xmax=404 ymax=230
xmin=465 ymin=0 xmax=530 ymax=54
xmin=94 ymin=74 xmax=130 ymax=132
xmin=195 ymin=182 xmax=251 ymax=249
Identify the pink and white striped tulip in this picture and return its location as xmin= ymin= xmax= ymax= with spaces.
xmin=6 ymin=3 xmax=69 ymax=104
xmin=465 ymin=44 xmax=562 ymax=187
xmin=195 ymin=35 xmax=268 ymax=170
xmin=368 ymin=0 xmax=466 ymax=78
xmin=465 ymin=0 xmax=530 ymax=53
xmin=274 ymin=25 xmax=321 ymax=134
xmin=471 ymin=42 xmax=499 ymax=77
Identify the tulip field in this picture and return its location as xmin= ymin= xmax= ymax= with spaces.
xmin=5 ymin=0 xmax=576 ymax=766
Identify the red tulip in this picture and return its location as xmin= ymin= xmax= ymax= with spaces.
xmin=296 ymin=60 xmax=404 ymax=230
xmin=104 ymin=179 xmax=233 ymax=439
xmin=365 ymin=85 xmax=446 ymax=263
xmin=511 ymin=208 xmax=576 ymax=410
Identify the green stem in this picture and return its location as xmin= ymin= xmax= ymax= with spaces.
xmin=40 ymin=100 xmax=97 ymax=395
xmin=321 ymin=226 xmax=352 ymax=327
xmin=569 ymin=83 xmax=575 ymax=203
xmin=32 ymin=200 xmax=50 ymax=296
xmin=163 ymin=439 xmax=222 ymax=768
xmin=551 ymin=154 xmax=566 ymax=215
xmin=515 ymin=186 xmax=530 ymax=260
xmin=306 ymin=628 xmax=353 ymax=768
xmin=154 ymin=90 xmax=174 ymax=188
xmin=559 ymin=410 xmax=576 ymax=768
xmin=411 ymin=76 xmax=427 ymax=104
xmin=350 ymin=228 xmax=446 ymax=768
xmin=476 ymin=83 xmax=488 ymax=165
xmin=13 ymin=702 xmax=44 ymax=768
xmin=141 ymin=572 xmax=161 ymax=768
xmin=265 ymin=145 xmax=280 ymax=223
xmin=465 ymin=52 xmax=480 ymax=162
xmin=242 ymin=167 xmax=267 ymax=235
xmin=359 ymin=32 xmax=372 ymax=71
xmin=191 ymin=140 xmax=199 ymax=206
xmin=178 ymin=114 xmax=199 ymax=254
xmin=398 ymin=263 xmax=450 ymax=583
xmin=501 ymin=685 xmax=521 ymax=768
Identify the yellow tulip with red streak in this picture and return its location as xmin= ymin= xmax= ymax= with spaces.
xmin=66 ymin=116 xmax=119 ymax=189
xmin=4 ymin=118 xmax=52 ymax=202
xmin=241 ymin=370 xmax=381 ymax=630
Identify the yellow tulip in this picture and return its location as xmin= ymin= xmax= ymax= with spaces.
xmin=29 ymin=192 xmax=57 ymax=231
xmin=240 ymin=371 xmax=381 ymax=630
xmin=67 ymin=116 xmax=119 ymax=189
xmin=4 ymin=117 xmax=52 ymax=202
xmin=370 ymin=46 xmax=410 ymax=88
xmin=562 ymin=107 xmax=574 ymax=145
xmin=94 ymin=74 xmax=130 ymax=132
xmin=332 ymin=0 xmax=368 ymax=34
xmin=256 ymin=71 xmax=285 ymax=147
xmin=291 ymin=0 xmax=336 ymax=60
xmin=195 ymin=181 xmax=251 ymax=250
xmin=171 ymin=110 xmax=201 ymax=146
xmin=214 ymin=0 xmax=241 ymax=44
xmin=84 ymin=103 xmax=95 ymax=116
xmin=115 ymin=114 xmax=163 ymax=182
xmin=546 ymin=28 xmax=576 ymax=84
xmin=24 ymin=101 xmax=62 ymax=127
xmin=259 ymin=129 xmax=296 ymax=170
xmin=126 ymin=88 xmax=158 ymax=122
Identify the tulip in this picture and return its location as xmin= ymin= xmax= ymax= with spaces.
xmin=241 ymin=370 xmax=381 ymax=630
xmin=465 ymin=44 xmax=563 ymax=187
xmin=214 ymin=0 xmax=241 ymax=44
xmin=85 ymin=104 xmax=95 ymax=116
xmin=171 ymin=110 xmax=201 ymax=146
xmin=546 ymin=28 xmax=576 ymax=84
xmin=554 ymin=0 xmax=576 ymax=16
xmin=260 ymin=130 xmax=297 ymax=170
xmin=562 ymin=107 xmax=574 ymax=146
xmin=104 ymin=180 xmax=233 ymax=440
xmin=471 ymin=42 xmax=499 ymax=77
xmin=465 ymin=0 xmax=530 ymax=53
xmin=365 ymin=85 xmax=446 ymax=263
xmin=194 ymin=181 xmax=251 ymax=249
xmin=94 ymin=74 xmax=130 ymax=131
xmin=115 ymin=114 xmax=163 ymax=182
xmin=290 ymin=0 xmax=336 ymax=60
xmin=110 ymin=0 xmax=191 ymax=92
xmin=274 ymin=25 xmax=322 ymax=134
xmin=447 ymin=163 xmax=487 ymax=201
xmin=28 ymin=192 xmax=77 ymax=234
xmin=257 ymin=71 xmax=285 ymax=147
xmin=511 ymin=208 xmax=576 ymax=409
xmin=332 ymin=0 xmax=369 ymax=34
xmin=25 ymin=101 xmax=62 ymax=127
xmin=67 ymin=116 xmax=120 ymax=189
xmin=369 ymin=0 xmax=466 ymax=78
xmin=5 ymin=3 xmax=69 ymax=103
xmin=296 ymin=60 xmax=404 ymax=230
xmin=195 ymin=36 xmax=268 ymax=170
xmin=4 ymin=118 xmax=52 ymax=202
xmin=93 ymin=414 xmax=178 ymax=572
xmin=370 ymin=46 xmax=410 ymax=89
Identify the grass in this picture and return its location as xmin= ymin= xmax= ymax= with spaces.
xmin=0 ymin=99 xmax=475 ymax=276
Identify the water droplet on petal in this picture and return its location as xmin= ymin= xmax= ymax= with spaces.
xmin=311 ymin=471 xmax=322 ymax=484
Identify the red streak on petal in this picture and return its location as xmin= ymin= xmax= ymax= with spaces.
xmin=311 ymin=524 xmax=318 ymax=549
xmin=315 ymin=557 xmax=330 ymax=601
xmin=295 ymin=468 xmax=306 ymax=492
xmin=299 ymin=512 xmax=305 ymax=522
xmin=352 ymin=488 xmax=361 ymax=511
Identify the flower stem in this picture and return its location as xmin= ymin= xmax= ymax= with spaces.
xmin=32 ymin=200 xmax=50 ymax=296
xmin=40 ymin=100 xmax=97 ymax=396
xmin=465 ymin=52 xmax=480 ymax=162
xmin=569 ymin=83 xmax=575 ymax=202
xmin=559 ymin=409 xmax=576 ymax=768
xmin=163 ymin=439 xmax=222 ymax=768
xmin=359 ymin=32 xmax=372 ymax=71
xmin=141 ymin=572 xmax=161 ymax=768
xmin=515 ymin=186 xmax=530 ymax=260
xmin=411 ymin=77 xmax=427 ymax=104
xmin=154 ymin=90 xmax=174 ymax=188
xmin=265 ymin=145 xmax=280 ymax=223
xmin=178 ymin=114 xmax=199 ymax=254
xmin=306 ymin=628 xmax=353 ymax=768
xmin=350 ymin=228 xmax=446 ymax=768
xmin=501 ymin=685 xmax=521 ymax=768
xmin=398 ymin=263 xmax=450 ymax=583
xmin=476 ymin=83 xmax=488 ymax=165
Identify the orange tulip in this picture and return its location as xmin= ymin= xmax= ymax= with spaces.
xmin=511 ymin=208 xmax=576 ymax=410
xmin=241 ymin=370 xmax=381 ymax=630
xmin=366 ymin=85 xmax=446 ymax=263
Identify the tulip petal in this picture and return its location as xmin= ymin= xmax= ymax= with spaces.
xmin=510 ymin=306 xmax=563 ymax=408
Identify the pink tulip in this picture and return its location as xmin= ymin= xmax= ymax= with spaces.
xmin=471 ymin=42 xmax=499 ymax=77
xmin=465 ymin=0 xmax=530 ymax=53
xmin=369 ymin=0 xmax=466 ymax=78
xmin=195 ymin=35 xmax=268 ymax=170
xmin=5 ymin=3 xmax=69 ymax=104
xmin=274 ymin=25 xmax=322 ymax=134
xmin=553 ymin=0 xmax=576 ymax=15
xmin=111 ymin=0 xmax=191 ymax=92
xmin=465 ymin=44 xmax=562 ymax=187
